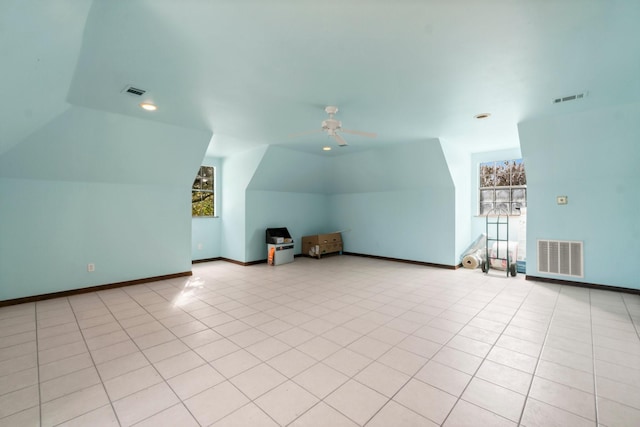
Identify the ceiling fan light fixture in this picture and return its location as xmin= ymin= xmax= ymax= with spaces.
xmin=474 ymin=113 xmax=491 ymax=119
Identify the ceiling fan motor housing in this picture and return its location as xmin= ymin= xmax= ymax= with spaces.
xmin=322 ymin=119 xmax=342 ymax=132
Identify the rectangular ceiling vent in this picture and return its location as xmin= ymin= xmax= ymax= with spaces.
xmin=537 ymin=240 xmax=583 ymax=278
xmin=122 ymin=85 xmax=146 ymax=96
xmin=553 ymin=92 xmax=587 ymax=104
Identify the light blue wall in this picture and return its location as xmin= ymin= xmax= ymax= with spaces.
xmin=326 ymin=140 xmax=457 ymax=266
xmin=0 ymin=0 xmax=91 ymax=156
xmin=0 ymin=179 xmax=191 ymax=301
xmin=519 ymin=102 xmax=640 ymax=289
xmin=192 ymin=156 xmax=222 ymax=261
xmin=441 ymin=141 xmax=472 ymax=263
xmin=329 ymin=190 xmax=455 ymax=265
xmin=0 ymin=106 xmax=210 ymax=301
xmin=225 ymin=142 xmax=457 ymax=265
xmin=245 ymin=146 xmax=330 ymax=262
xmin=0 ymin=106 xmax=210 ymax=186
xmin=220 ymin=146 xmax=268 ymax=262
xmin=246 ymin=191 xmax=329 ymax=261
xmin=248 ymin=146 xmax=329 ymax=194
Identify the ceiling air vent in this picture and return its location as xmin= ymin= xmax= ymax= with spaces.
xmin=122 ymin=85 xmax=146 ymax=96
xmin=553 ymin=92 xmax=587 ymax=104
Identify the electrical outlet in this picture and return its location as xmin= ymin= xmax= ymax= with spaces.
xmin=87 ymin=263 xmax=95 ymax=272
xmin=557 ymin=196 xmax=568 ymax=205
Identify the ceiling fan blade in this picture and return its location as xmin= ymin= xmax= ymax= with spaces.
xmin=288 ymin=129 xmax=323 ymax=138
xmin=334 ymin=134 xmax=348 ymax=146
xmin=341 ymin=128 xmax=377 ymax=138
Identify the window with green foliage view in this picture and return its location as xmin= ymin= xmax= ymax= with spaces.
xmin=479 ymin=159 xmax=526 ymax=215
xmin=192 ymin=166 xmax=214 ymax=217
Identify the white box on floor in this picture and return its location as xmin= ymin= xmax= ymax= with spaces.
xmin=267 ymin=243 xmax=294 ymax=265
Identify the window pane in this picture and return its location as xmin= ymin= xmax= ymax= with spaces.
xmin=480 ymin=203 xmax=494 ymax=215
xmin=196 ymin=166 xmax=213 ymax=191
xmin=201 ymin=178 xmax=213 ymax=191
xmin=480 ymin=162 xmax=495 ymax=187
xmin=192 ymin=177 xmax=201 ymax=190
xmin=495 ymin=189 xmax=510 ymax=202
xmin=512 ymin=188 xmax=526 ymax=203
xmin=511 ymin=202 xmax=523 ymax=214
xmin=496 ymin=171 xmax=510 ymax=186
xmin=480 ymin=162 xmax=494 ymax=175
xmin=495 ymin=161 xmax=510 ymax=187
xmin=496 ymin=202 xmax=510 ymax=213
xmin=480 ymin=174 xmax=494 ymax=187
xmin=495 ymin=161 xmax=510 ymax=186
xmin=512 ymin=160 xmax=526 ymax=185
xmin=480 ymin=190 xmax=494 ymax=202
xmin=192 ymin=192 xmax=202 ymax=216
xmin=192 ymin=192 xmax=214 ymax=217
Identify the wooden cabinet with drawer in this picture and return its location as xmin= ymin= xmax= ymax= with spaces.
xmin=301 ymin=233 xmax=343 ymax=259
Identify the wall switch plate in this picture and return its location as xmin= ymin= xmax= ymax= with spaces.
xmin=87 ymin=263 xmax=95 ymax=272
xmin=557 ymin=196 xmax=568 ymax=205
xmin=197 ymin=243 xmax=203 ymax=250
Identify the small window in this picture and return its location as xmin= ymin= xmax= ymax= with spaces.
xmin=479 ymin=159 xmax=526 ymax=215
xmin=192 ymin=166 xmax=215 ymax=217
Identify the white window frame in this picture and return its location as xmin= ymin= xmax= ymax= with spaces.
xmin=192 ymin=166 xmax=215 ymax=217
xmin=478 ymin=159 xmax=526 ymax=216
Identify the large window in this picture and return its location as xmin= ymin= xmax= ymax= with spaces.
xmin=192 ymin=166 xmax=214 ymax=217
xmin=479 ymin=159 xmax=526 ymax=215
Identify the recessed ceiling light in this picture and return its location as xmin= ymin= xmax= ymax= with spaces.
xmin=140 ymin=102 xmax=157 ymax=111
xmin=322 ymin=146 xmax=332 ymax=151
xmin=474 ymin=113 xmax=491 ymax=119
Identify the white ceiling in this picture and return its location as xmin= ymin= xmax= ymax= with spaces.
xmin=5 ymin=0 xmax=640 ymax=158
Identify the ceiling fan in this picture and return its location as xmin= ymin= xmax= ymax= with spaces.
xmin=290 ymin=106 xmax=376 ymax=147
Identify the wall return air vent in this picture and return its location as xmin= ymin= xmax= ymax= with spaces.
xmin=537 ymin=240 xmax=583 ymax=278
xmin=553 ymin=92 xmax=587 ymax=104
xmin=122 ymin=85 xmax=146 ymax=96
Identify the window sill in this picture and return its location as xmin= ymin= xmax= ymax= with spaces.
xmin=474 ymin=214 xmax=523 ymax=218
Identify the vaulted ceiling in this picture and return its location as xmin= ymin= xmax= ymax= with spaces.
xmin=3 ymin=0 xmax=640 ymax=158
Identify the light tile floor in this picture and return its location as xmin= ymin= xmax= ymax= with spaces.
xmin=1 ymin=256 xmax=640 ymax=426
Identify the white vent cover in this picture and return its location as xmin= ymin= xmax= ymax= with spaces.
xmin=121 ymin=85 xmax=146 ymax=96
xmin=537 ymin=240 xmax=583 ymax=278
xmin=553 ymin=92 xmax=587 ymax=104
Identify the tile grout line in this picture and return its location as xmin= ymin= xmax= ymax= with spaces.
xmin=103 ymin=280 xmax=283 ymax=427
xmin=621 ymin=294 xmax=640 ymax=343
xmin=589 ymin=290 xmax=600 ymax=427
xmin=360 ymin=277 xmax=510 ymax=425
xmin=299 ymin=273 xmax=524 ymax=426
xmin=10 ymin=260 xmax=636 ymax=426
xmin=514 ymin=286 xmax=562 ymax=426
xmin=435 ymin=275 xmax=541 ymax=426
xmin=94 ymin=288 xmax=206 ymax=426
xmin=28 ymin=272 xmax=484 ymax=426
xmin=172 ymin=279 xmax=310 ymax=427
xmin=239 ymin=268 xmax=453 ymax=426
xmin=66 ymin=295 xmax=124 ymax=427
xmin=148 ymin=277 xmax=296 ymax=426
xmin=35 ymin=302 xmax=42 ymax=427
xmin=34 ymin=301 xmax=107 ymax=424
